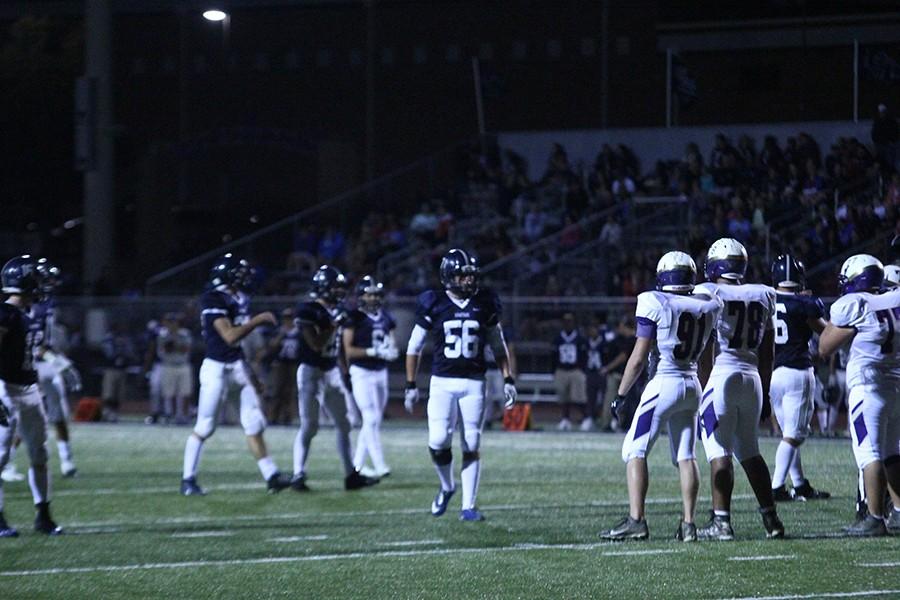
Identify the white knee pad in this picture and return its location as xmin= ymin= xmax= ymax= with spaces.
xmin=194 ymin=416 xmax=216 ymax=439
xmin=241 ymin=406 xmax=266 ymax=436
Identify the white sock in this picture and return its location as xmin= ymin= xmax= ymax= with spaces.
xmin=460 ymin=457 xmax=481 ymax=510
xmin=257 ymin=456 xmax=277 ymax=480
xmin=714 ymin=510 xmax=730 ymax=519
xmin=433 ymin=462 xmax=454 ymax=493
xmin=772 ymin=441 xmax=796 ymax=489
xmin=182 ymin=435 xmax=204 ymax=480
xmin=57 ymin=440 xmax=72 ymax=463
xmin=789 ymin=450 xmax=805 ymax=487
xmin=28 ymin=465 xmax=49 ymax=504
xmin=353 ymin=427 xmax=369 ymax=471
xmin=816 ymin=409 xmax=828 ymax=434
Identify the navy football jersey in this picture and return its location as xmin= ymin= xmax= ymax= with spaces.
xmin=30 ymin=299 xmax=55 ymax=342
xmin=295 ymin=300 xmax=339 ymax=370
xmin=0 ymin=302 xmax=39 ymax=385
xmin=272 ymin=326 xmax=302 ymax=362
xmin=773 ymin=292 xmax=825 ymax=370
xmin=235 ymin=291 xmax=251 ymax=325
xmin=553 ymin=330 xmax=588 ymax=370
xmin=200 ymin=289 xmax=243 ymax=363
xmin=415 ymin=288 xmax=501 ymax=379
xmin=347 ymin=308 xmax=396 ymax=370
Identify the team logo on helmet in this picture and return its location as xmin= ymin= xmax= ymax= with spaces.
xmin=656 ymin=251 xmax=696 ymax=293
xmin=838 ymin=254 xmax=883 ymax=295
xmin=705 ymin=238 xmax=748 ymax=282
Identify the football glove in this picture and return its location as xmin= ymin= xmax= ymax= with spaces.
xmin=503 ymin=376 xmax=517 ymax=409
xmin=332 ymin=310 xmax=350 ymax=327
xmin=61 ymin=367 xmax=83 ymax=393
xmin=611 ymin=394 xmax=627 ymax=422
xmin=404 ymin=382 xmax=419 ymax=414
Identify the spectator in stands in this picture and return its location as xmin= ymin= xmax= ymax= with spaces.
xmin=886 ymin=173 xmax=900 ymax=206
xmin=100 ymin=324 xmax=137 ymax=423
xmin=584 ymin=317 xmax=609 ymax=432
xmin=611 ymin=170 xmax=636 ymax=199
xmin=433 ymin=200 xmax=454 ymax=243
xmin=317 ymin=226 xmax=346 ymax=262
xmin=409 ymin=201 xmax=439 ymax=240
xmin=259 ymin=308 xmax=300 ymax=425
xmin=871 ymin=103 xmax=899 ymax=172
xmin=559 ymin=214 xmax=583 ymax=250
xmin=552 ymin=312 xmax=589 ymax=431
xmin=523 ymin=202 xmax=548 ymax=243
xmin=598 ymin=316 xmax=637 ymax=432
xmin=598 ymin=214 xmax=623 ymax=247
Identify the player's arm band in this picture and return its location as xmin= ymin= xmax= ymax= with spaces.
xmin=406 ymin=324 xmax=427 ymax=356
xmin=406 ymin=380 xmax=417 ymax=389
xmin=504 ymin=376 xmax=515 ymax=385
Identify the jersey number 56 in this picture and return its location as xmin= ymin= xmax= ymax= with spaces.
xmin=443 ymin=319 xmax=480 ymax=359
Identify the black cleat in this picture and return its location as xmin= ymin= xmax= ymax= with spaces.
xmin=760 ymin=507 xmax=785 ymax=539
xmin=793 ymin=482 xmax=831 ymax=501
xmin=180 ymin=477 xmax=207 ymax=496
xmin=345 ymin=470 xmax=379 ymax=491
xmin=845 ymin=514 xmax=887 ymax=537
xmin=266 ymin=472 xmax=291 ymax=494
xmin=772 ymin=485 xmax=794 ymax=502
xmin=599 ymin=516 xmax=649 ymax=541
xmin=34 ymin=504 xmax=63 ymax=536
xmin=290 ymin=473 xmax=310 ymax=492
xmin=0 ymin=512 xmax=19 ymax=538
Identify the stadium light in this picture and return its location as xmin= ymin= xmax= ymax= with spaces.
xmin=202 ymin=9 xmax=228 ymax=22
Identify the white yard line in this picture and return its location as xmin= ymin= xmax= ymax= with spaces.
xmin=0 ymin=541 xmax=679 ymax=577
xmin=269 ymin=535 xmax=330 ymax=543
xmin=721 ymin=591 xmax=900 ymax=600
xmin=859 ymin=562 xmax=900 ymax=568
xmin=171 ymin=531 xmax=235 ymax=539
xmin=727 ymin=555 xmax=795 ymax=562
xmin=379 ymin=539 xmax=445 ymax=547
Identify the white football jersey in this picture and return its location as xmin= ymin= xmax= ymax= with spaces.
xmin=829 ymin=288 xmax=900 ymax=387
xmin=636 ymin=290 xmax=723 ymax=376
xmin=696 ymin=282 xmax=776 ymax=373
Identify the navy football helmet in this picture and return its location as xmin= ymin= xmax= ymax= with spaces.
xmin=355 ymin=275 xmax=384 ymax=312
xmin=35 ymin=257 xmax=62 ymax=296
xmin=208 ymin=253 xmax=251 ymax=290
xmin=2 ymin=255 xmax=41 ymax=296
xmin=440 ymin=248 xmax=479 ymax=298
xmin=311 ymin=265 xmax=348 ymax=304
xmin=771 ymin=254 xmax=806 ymax=290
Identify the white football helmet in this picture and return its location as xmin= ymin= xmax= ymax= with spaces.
xmin=838 ymin=254 xmax=884 ymax=294
xmin=883 ymin=264 xmax=900 ymax=288
xmin=705 ymin=238 xmax=748 ymax=281
xmin=656 ymin=251 xmax=696 ymax=293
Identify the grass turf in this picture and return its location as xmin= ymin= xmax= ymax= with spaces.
xmin=0 ymin=421 xmax=896 ymax=599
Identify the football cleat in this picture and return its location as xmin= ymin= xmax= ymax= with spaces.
xmin=674 ymin=520 xmax=697 ymax=542
xmin=1 ymin=464 xmax=25 ymax=482
xmin=793 ymin=482 xmax=830 ymax=501
xmin=579 ymin=418 xmax=595 ymax=432
xmin=34 ymin=503 xmax=63 ymax=536
xmin=845 ymin=514 xmax=887 ymax=537
xmin=600 ymin=516 xmax=649 ymax=541
xmin=180 ymin=477 xmax=207 ymax=496
xmin=0 ymin=512 xmax=19 ymax=538
xmin=772 ymin=485 xmax=795 ymax=502
xmin=697 ymin=513 xmax=734 ymax=541
xmin=290 ymin=473 xmax=310 ymax=492
xmin=431 ymin=487 xmax=456 ymax=517
xmin=886 ymin=509 xmax=900 ymax=533
xmin=557 ymin=418 xmax=573 ymax=431
xmin=345 ymin=470 xmax=379 ymax=491
xmin=266 ymin=472 xmax=292 ymax=494
xmin=459 ymin=508 xmax=485 ymax=522
xmin=357 ymin=465 xmax=379 ymax=479
xmin=61 ymin=460 xmax=77 ymax=478
xmin=760 ymin=508 xmax=785 ymax=539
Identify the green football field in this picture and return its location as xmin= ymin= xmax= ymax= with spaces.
xmin=0 ymin=420 xmax=897 ymax=599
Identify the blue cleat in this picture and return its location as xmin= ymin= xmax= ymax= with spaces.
xmin=431 ymin=487 xmax=455 ymax=517
xmin=459 ymin=508 xmax=485 ymax=522
xmin=0 ymin=512 xmax=18 ymax=538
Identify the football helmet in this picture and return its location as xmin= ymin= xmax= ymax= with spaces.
xmin=35 ymin=258 xmax=62 ymax=296
xmin=655 ymin=251 xmax=696 ymax=293
xmin=440 ymin=248 xmax=479 ymax=298
xmin=1 ymin=255 xmax=41 ymax=296
xmin=883 ymin=264 xmax=900 ymax=288
xmin=838 ymin=254 xmax=884 ymax=295
xmin=705 ymin=238 xmax=748 ymax=282
xmin=771 ymin=254 xmax=806 ymax=289
xmin=208 ymin=253 xmax=251 ymax=290
xmin=311 ymin=265 xmax=348 ymax=304
xmin=355 ymin=275 xmax=384 ymax=312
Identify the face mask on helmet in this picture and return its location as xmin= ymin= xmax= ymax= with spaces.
xmin=356 ymin=277 xmax=384 ymax=312
xmin=838 ymin=255 xmax=884 ymax=295
xmin=440 ymin=250 xmax=479 ymax=298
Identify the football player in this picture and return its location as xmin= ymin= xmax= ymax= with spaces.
xmin=0 ymin=255 xmax=63 ymax=536
xmin=695 ymin=238 xmax=785 ymax=540
xmin=600 ymin=252 xmax=722 ymax=541
xmin=342 ymin=276 xmax=399 ymax=478
xmin=181 ymin=254 xmax=291 ymax=496
xmin=142 ymin=319 xmax=164 ymax=425
xmin=291 ymin=265 xmax=379 ymax=491
xmin=819 ymin=255 xmax=900 ymax=536
xmin=157 ymin=313 xmax=193 ymax=425
xmin=885 ymin=265 xmax=900 ymax=289
xmin=768 ymin=255 xmax=830 ymax=501
xmin=404 ymin=249 xmax=517 ymax=521
xmin=32 ymin=258 xmax=80 ymax=477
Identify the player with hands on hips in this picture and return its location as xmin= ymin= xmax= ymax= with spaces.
xmin=0 ymin=255 xmax=63 ymax=537
xmin=405 ymin=249 xmax=516 ymax=522
xmin=819 ymin=255 xmax=900 ymax=536
xmin=181 ymin=254 xmax=291 ymax=496
xmin=342 ymin=276 xmax=399 ymax=478
xmin=600 ymin=251 xmax=722 ymax=542
xmin=291 ymin=266 xmax=379 ymax=492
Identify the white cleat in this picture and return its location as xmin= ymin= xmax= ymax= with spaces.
xmin=61 ymin=460 xmax=78 ymax=478
xmin=1 ymin=465 xmax=25 ymax=482
xmin=580 ymin=418 xmax=595 ymax=432
xmin=557 ymin=418 xmax=573 ymax=431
